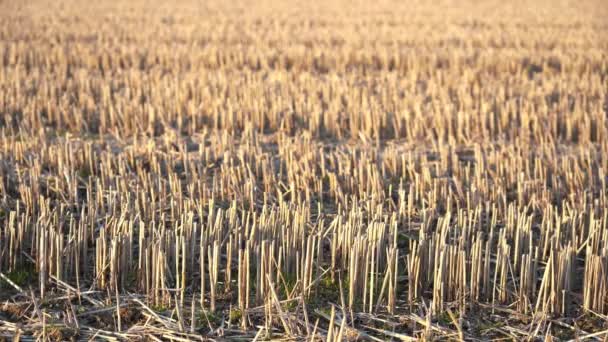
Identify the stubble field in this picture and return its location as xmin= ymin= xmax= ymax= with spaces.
xmin=0 ymin=0 xmax=607 ymax=340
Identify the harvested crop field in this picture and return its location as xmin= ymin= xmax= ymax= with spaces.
xmin=0 ymin=0 xmax=607 ymax=340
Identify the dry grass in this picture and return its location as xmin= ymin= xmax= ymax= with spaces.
xmin=0 ymin=0 xmax=608 ymax=340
